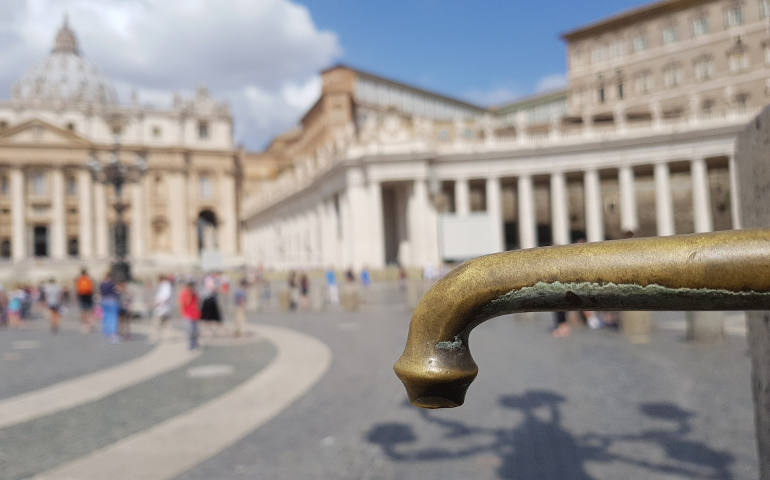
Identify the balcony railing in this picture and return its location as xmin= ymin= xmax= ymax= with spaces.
xmin=242 ymin=106 xmax=760 ymax=218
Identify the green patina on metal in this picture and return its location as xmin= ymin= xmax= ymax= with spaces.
xmin=435 ymin=336 xmax=464 ymax=351
xmin=482 ymin=281 xmax=770 ymax=318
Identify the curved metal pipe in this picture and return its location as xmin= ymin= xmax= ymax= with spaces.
xmin=394 ymin=229 xmax=770 ymax=409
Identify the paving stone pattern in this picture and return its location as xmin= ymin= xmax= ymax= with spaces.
xmin=0 ymin=321 xmax=152 ymax=400
xmin=0 ymin=340 xmax=276 ymax=480
xmin=179 ymin=304 xmax=758 ymax=480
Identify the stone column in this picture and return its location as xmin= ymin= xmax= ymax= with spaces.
xmin=407 ymin=178 xmax=438 ymax=267
xmin=130 ymin=182 xmax=146 ymax=258
xmin=322 ymin=200 xmax=334 ymax=267
xmin=618 ymin=166 xmax=639 ymax=233
xmin=167 ymin=172 xmax=187 ymax=256
xmin=339 ymin=191 xmax=353 ymax=268
xmin=454 ymin=177 xmax=469 ymax=216
xmin=735 ymin=108 xmax=770 ymax=477
xmin=407 ymin=180 xmax=426 ymax=266
xmin=346 ymin=172 xmax=369 ymax=270
xmin=50 ymin=168 xmax=66 ymax=259
xmin=77 ymin=170 xmax=93 ymax=257
xmin=584 ymin=168 xmax=604 ymax=242
xmin=517 ymin=174 xmax=536 ymax=249
xmin=94 ymin=182 xmax=109 ymax=257
xmin=218 ymin=173 xmax=238 ymax=255
xmin=729 ymin=154 xmax=742 ymax=229
xmin=550 ymin=171 xmax=569 ymax=245
xmin=654 ymin=163 xmax=675 ymax=236
xmin=486 ymin=176 xmax=504 ymax=252
xmin=329 ymin=198 xmax=342 ymax=267
xmin=686 ymin=311 xmax=724 ymax=343
xmin=368 ymin=180 xmax=385 ymax=268
xmin=315 ymin=202 xmax=328 ymax=267
xmin=691 ymin=157 xmax=713 ymax=233
xmin=10 ymin=167 xmax=25 ymax=261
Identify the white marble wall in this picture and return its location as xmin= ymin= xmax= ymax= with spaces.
xmin=241 ymin=127 xmax=739 ymax=271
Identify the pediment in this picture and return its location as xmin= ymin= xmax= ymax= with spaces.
xmin=0 ymin=118 xmax=91 ymax=147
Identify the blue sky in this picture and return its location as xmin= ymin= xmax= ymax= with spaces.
xmin=300 ymin=0 xmax=651 ymax=106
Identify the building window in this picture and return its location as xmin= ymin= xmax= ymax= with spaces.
xmin=591 ymin=44 xmax=607 ymax=63
xmin=735 ymin=92 xmax=749 ymax=108
xmin=33 ymin=226 xmax=48 ymax=257
xmin=67 ymin=237 xmax=79 ymax=257
xmin=152 ymin=126 xmax=162 ymax=138
xmin=694 ymin=56 xmax=714 ymax=81
xmin=199 ymin=175 xmax=212 ymax=199
xmin=663 ymin=64 xmax=683 ymax=87
xmin=702 ymin=98 xmax=715 ymax=114
xmin=608 ymin=40 xmax=625 ymax=59
xmin=598 ymin=85 xmax=605 ymax=103
xmin=728 ymin=50 xmax=749 ymax=73
xmin=66 ymin=175 xmax=77 ymax=196
xmin=635 ymin=71 xmax=654 ymax=94
xmin=632 ymin=34 xmax=648 ymax=53
xmin=764 ymin=42 xmax=770 ymax=64
xmin=617 ymin=82 xmax=624 ymax=99
xmin=197 ymin=120 xmax=209 ymax=139
xmin=0 ymin=175 xmax=8 ymax=195
xmin=30 ymin=172 xmax=45 ymax=196
xmin=662 ymin=26 xmax=678 ymax=45
xmin=724 ymin=4 xmax=744 ymax=28
xmin=691 ymin=16 xmax=709 ymax=36
xmin=0 ymin=239 xmax=9 ymax=259
xmin=761 ymin=0 xmax=770 ymax=18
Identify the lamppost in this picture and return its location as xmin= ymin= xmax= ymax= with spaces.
xmin=87 ymin=113 xmax=147 ymax=283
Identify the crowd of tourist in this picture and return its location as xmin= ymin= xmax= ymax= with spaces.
xmin=0 ymin=269 xmax=252 ymax=350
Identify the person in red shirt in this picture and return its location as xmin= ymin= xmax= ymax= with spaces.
xmin=179 ymin=280 xmax=201 ymax=350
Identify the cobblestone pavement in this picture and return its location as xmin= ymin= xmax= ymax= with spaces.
xmin=0 ymin=286 xmax=760 ymax=480
xmin=0 ymin=311 xmax=152 ymax=400
xmin=180 ymin=287 xmax=758 ymax=480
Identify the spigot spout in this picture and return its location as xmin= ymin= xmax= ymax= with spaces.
xmin=394 ymin=229 xmax=770 ymax=408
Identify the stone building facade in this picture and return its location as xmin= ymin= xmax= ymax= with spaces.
xmin=241 ymin=0 xmax=765 ymax=271
xmin=0 ymin=19 xmax=241 ymax=281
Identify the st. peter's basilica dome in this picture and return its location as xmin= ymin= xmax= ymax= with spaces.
xmin=13 ymin=16 xmax=118 ymax=106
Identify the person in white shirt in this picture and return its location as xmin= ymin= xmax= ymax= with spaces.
xmin=43 ymin=278 xmax=62 ymax=334
xmin=152 ymin=275 xmax=173 ymax=342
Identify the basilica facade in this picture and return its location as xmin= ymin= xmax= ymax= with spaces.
xmin=0 ymin=19 xmax=241 ymax=281
xmin=241 ymin=0 xmax=767 ymax=271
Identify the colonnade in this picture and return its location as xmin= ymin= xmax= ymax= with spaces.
xmin=6 ymin=165 xmax=239 ymax=263
xmin=8 ymin=165 xmax=148 ymax=261
xmin=244 ymin=153 xmax=740 ymax=271
xmin=450 ymin=155 xmax=738 ymax=251
xmin=243 ymin=174 xmax=440 ymax=271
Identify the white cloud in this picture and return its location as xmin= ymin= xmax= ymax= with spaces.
xmin=0 ymin=0 xmax=341 ymax=148
xmin=535 ymin=73 xmax=567 ymax=93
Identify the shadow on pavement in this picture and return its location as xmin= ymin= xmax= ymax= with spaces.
xmin=365 ymin=391 xmax=734 ymax=479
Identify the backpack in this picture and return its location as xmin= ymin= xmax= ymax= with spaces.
xmin=76 ymin=275 xmax=93 ymax=295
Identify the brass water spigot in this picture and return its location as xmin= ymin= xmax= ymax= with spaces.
xmin=394 ymin=229 xmax=770 ymax=409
